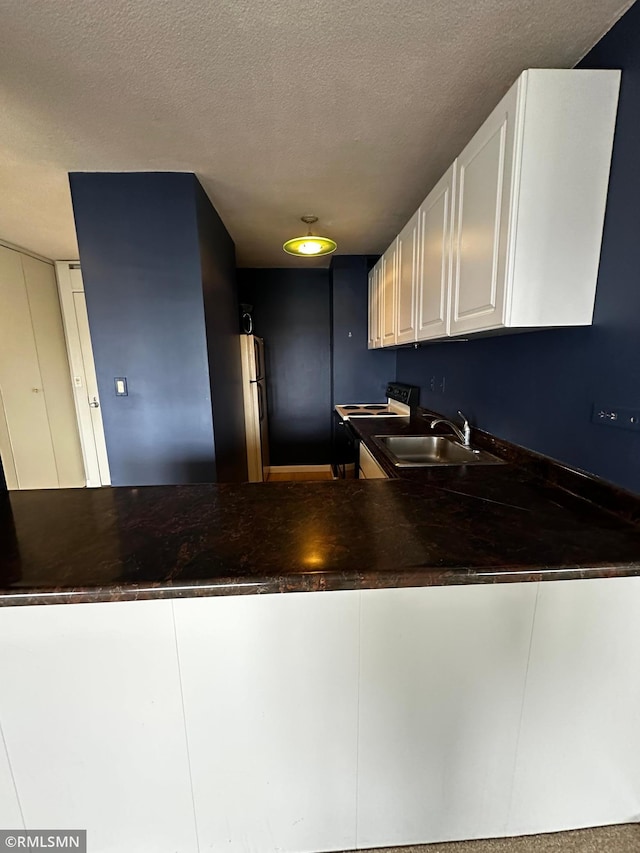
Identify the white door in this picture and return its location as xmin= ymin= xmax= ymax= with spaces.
xmin=0 ymin=246 xmax=59 ymax=489
xmin=55 ymin=262 xmax=111 ymax=487
xmin=449 ymin=83 xmax=518 ymax=336
xmin=396 ymin=210 xmax=419 ymax=344
xmin=417 ymin=163 xmax=455 ymax=340
xmin=381 ymin=240 xmax=397 ymax=347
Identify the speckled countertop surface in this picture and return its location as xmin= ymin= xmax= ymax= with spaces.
xmin=1 ymin=410 xmax=640 ymax=605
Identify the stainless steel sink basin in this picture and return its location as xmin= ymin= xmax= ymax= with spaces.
xmin=372 ymin=435 xmax=505 ymax=467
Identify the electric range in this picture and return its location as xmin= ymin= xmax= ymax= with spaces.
xmin=335 ymin=382 xmax=420 ymax=421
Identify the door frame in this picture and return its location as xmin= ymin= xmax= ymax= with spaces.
xmin=55 ymin=261 xmax=111 ymax=487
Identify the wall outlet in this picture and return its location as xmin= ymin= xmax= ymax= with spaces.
xmin=592 ymin=403 xmax=640 ymax=431
xmin=429 ymin=376 xmax=446 ymax=394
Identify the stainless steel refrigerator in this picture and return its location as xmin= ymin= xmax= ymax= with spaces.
xmin=240 ymin=334 xmax=270 ymax=482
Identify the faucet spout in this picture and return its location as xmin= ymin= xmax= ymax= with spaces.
xmin=429 ymin=411 xmax=472 ymax=446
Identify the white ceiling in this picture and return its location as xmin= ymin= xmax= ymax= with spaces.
xmin=0 ymin=0 xmax=633 ymax=268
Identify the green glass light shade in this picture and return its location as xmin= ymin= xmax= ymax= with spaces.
xmin=282 ymin=235 xmax=337 ymax=257
xmin=283 ymin=216 xmax=337 ymax=257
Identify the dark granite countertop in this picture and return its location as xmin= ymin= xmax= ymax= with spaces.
xmin=1 ymin=410 xmax=640 ymax=605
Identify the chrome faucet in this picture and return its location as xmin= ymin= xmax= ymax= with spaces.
xmin=429 ymin=411 xmax=472 ymax=446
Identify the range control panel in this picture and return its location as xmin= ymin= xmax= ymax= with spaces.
xmin=386 ymin=383 xmax=420 ymax=408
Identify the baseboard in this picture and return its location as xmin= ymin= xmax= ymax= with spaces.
xmin=266 ymin=465 xmax=333 ymax=474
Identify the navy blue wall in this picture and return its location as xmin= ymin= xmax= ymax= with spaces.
xmin=70 ymin=172 xmax=244 ymax=485
xmin=238 ymin=269 xmax=332 ymax=465
xmin=331 ymin=256 xmax=397 ymax=405
xmin=396 ymin=1 xmax=640 ymax=494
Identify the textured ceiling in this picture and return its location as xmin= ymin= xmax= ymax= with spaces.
xmin=0 ymin=0 xmax=633 ymax=267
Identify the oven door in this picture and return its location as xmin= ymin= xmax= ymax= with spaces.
xmin=332 ymin=412 xmax=358 ymax=478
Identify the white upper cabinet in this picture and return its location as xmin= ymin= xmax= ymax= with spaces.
xmin=395 ymin=210 xmax=419 ymax=344
xmin=450 ymin=69 xmax=620 ymax=336
xmin=381 ymin=239 xmax=398 ymax=346
xmin=371 ymin=68 xmax=620 ymax=346
xmin=417 ymin=163 xmax=455 ymax=341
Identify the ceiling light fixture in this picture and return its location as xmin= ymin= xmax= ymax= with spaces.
xmin=283 ymin=216 xmax=337 ymax=257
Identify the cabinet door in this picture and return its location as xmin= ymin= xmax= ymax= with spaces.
xmin=417 ymin=164 xmax=455 ymax=341
xmin=174 ymin=592 xmax=360 ymax=853
xmin=0 ymin=247 xmax=59 ymax=489
xmin=368 ymin=266 xmax=378 ymax=349
xmin=381 ymin=240 xmax=398 ymax=347
xmin=359 ymin=443 xmax=387 ymax=479
xmin=396 ymin=211 xmax=419 ymax=344
xmin=375 ymin=262 xmax=384 ymax=347
xmin=368 ymin=262 xmax=383 ymax=349
xmin=449 ymin=83 xmax=519 ymax=336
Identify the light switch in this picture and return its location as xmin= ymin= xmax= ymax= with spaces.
xmin=115 ymin=377 xmax=128 ymax=396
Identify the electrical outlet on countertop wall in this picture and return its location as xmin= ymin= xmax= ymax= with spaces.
xmin=592 ymin=404 xmax=640 ymax=432
xmin=429 ymin=376 xmax=446 ymax=394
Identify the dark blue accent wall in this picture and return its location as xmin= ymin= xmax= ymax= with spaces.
xmin=396 ymin=1 xmax=640 ymax=494
xmin=238 ymin=268 xmax=332 ymax=466
xmin=195 ymin=181 xmax=248 ymax=482
xmin=330 ymin=256 xmax=397 ymax=405
xmin=70 ymin=172 xmax=246 ymax=486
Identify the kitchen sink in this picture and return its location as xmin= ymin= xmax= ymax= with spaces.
xmin=372 ymin=435 xmax=506 ymax=467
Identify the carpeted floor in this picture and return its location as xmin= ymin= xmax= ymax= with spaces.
xmin=352 ymin=823 xmax=640 ymax=852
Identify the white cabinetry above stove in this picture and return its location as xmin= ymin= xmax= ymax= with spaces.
xmin=368 ymin=69 xmax=621 ymax=349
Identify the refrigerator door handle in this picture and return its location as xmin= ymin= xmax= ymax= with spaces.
xmin=256 ymin=382 xmax=264 ymax=422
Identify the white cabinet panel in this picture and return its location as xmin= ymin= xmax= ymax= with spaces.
xmin=508 ymin=577 xmax=640 ymax=836
xmin=0 ymin=601 xmax=197 ymax=853
xmin=174 ymin=591 xmax=360 ymax=853
xmin=381 ymin=241 xmax=397 ymax=347
xmin=396 ymin=211 xmax=419 ymax=344
xmin=357 ymin=584 xmax=538 ymax=848
xmin=417 ymin=164 xmax=455 ymax=340
xmin=0 ymin=725 xmax=22 ymax=829
xmin=450 ymin=84 xmax=518 ymax=335
xmin=508 ymin=70 xmax=620 ymax=328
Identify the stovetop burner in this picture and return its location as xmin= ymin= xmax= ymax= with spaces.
xmin=336 ymin=385 xmax=419 ymax=421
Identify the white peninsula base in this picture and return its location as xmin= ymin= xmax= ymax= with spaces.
xmin=0 ymin=577 xmax=639 ymax=853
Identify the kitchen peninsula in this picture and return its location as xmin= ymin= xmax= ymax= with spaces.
xmin=1 ymin=416 xmax=640 ymax=853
